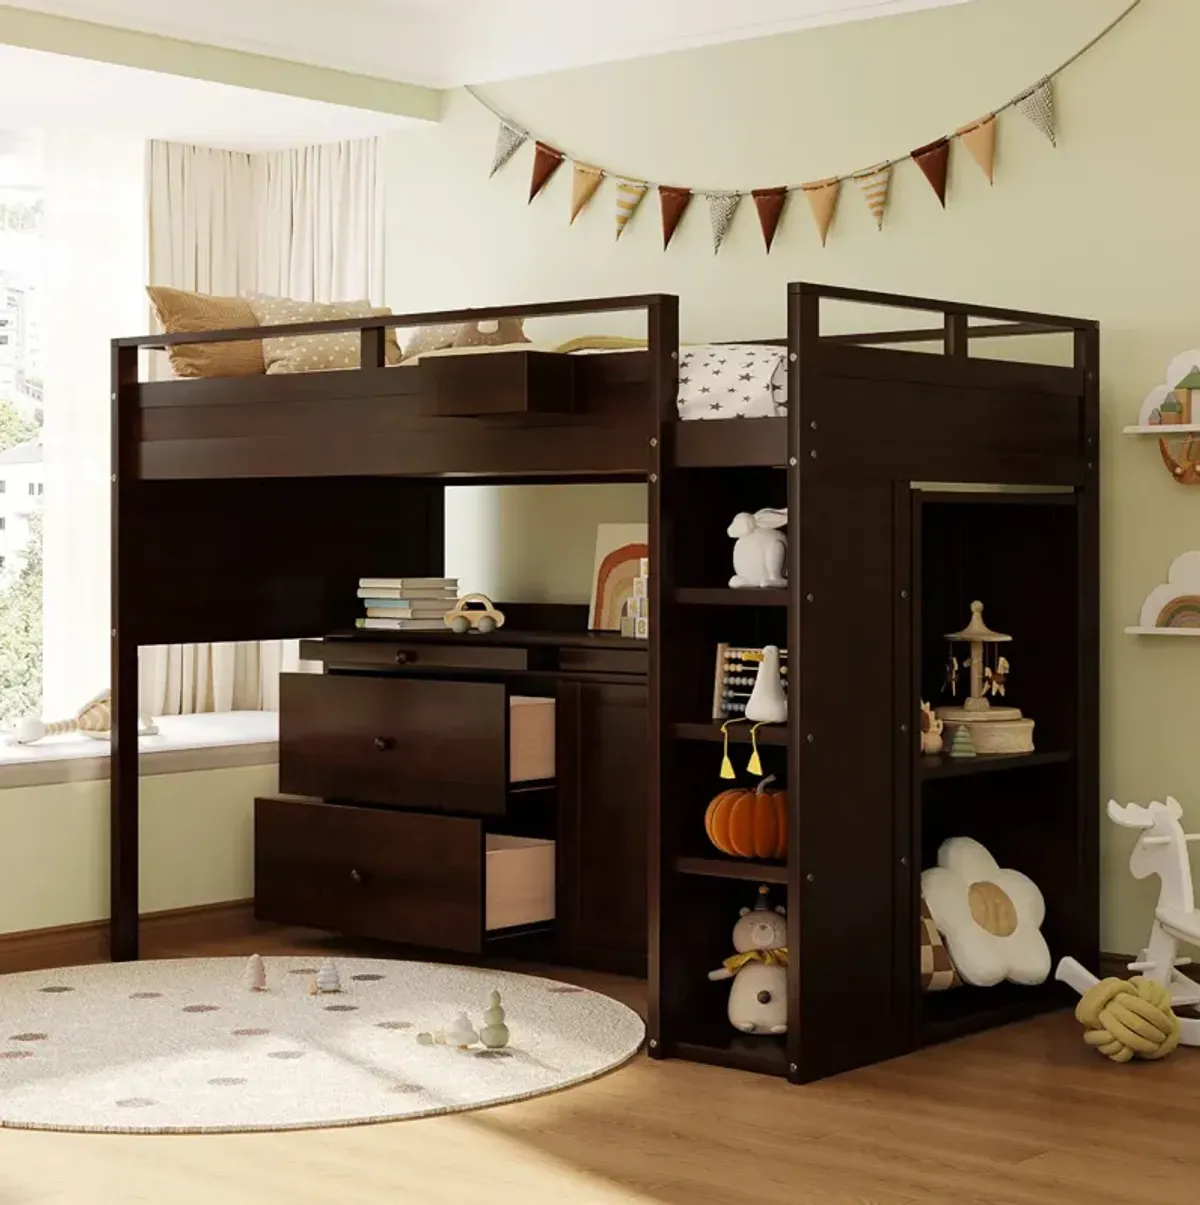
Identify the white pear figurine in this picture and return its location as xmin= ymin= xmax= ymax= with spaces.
xmin=447 ymin=1012 xmax=479 ymax=1049
xmin=242 ymin=953 xmax=267 ymax=992
xmin=744 ymin=645 xmax=787 ymax=723
xmin=316 ymin=960 xmax=341 ymax=994
xmin=479 ymin=989 xmax=510 ymax=1050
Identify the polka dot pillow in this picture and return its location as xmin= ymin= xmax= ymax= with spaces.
xmin=246 ymin=295 xmax=402 ymax=375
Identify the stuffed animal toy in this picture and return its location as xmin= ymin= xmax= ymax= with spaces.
xmin=8 ymin=688 xmax=158 ymax=745
xmin=708 ymin=884 xmax=788 ymax=1035
xmin=727 ymin=508 xmax=788 ymax=589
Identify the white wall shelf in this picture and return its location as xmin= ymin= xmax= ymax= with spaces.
xmin=1125 ymin=626 xmax=1200 ymax=637
xmin=1124 ymin=424 xmax=1200 ymax=436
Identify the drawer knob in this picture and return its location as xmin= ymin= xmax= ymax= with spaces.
xmin=349 ymin=868 xmax=363 ymax=884
xmin=374 ymin=737 xmax=395 ymax=752
xmin=394 ymin=650 xmax=417 ymax=665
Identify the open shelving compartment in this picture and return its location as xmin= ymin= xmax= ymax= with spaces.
xmin=649 ymin=282 xmax=1099 ymax=1086
xmin=911 ymin=491 xmax=1093 ymax=1047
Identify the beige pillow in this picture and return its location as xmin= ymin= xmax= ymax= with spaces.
xmin=403 ymin=317 xmax=530 ymax=359
xmin=246 ymin=295 xmax=402 ymax=374
xmin=145 ymin=286 xmax=265 ymax=378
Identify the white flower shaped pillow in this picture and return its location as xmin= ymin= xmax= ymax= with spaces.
xmin=921 ymin=837 xmax=1050 ymax=987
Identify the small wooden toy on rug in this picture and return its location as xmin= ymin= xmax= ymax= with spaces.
xmin=479 ymin=990 xmax=510 ymax=1049
xmin=242 ymin=954 xmax=267 ymax=992
xmin=708 ymin=884 xmax=788 ymax=1035
xmin=1057 ymin=796 xmax=1200 ymax=1058
xmin=312 ymin=960 xmax=342 ymax=994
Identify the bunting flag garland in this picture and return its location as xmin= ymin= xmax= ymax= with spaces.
xmin=614 ymin=179 xmax=648 ymax=240
xmin=569 ymin=163 xmax=605 ymax=223
xmin=706 ymin=191 xmax=742 ymax=254
xmin=490 ymin=122 xmax=526 ymax=177
xmin=751 ymin=187 xmax=787 ymax=253
xmin=528 ymin=141 xmax=564 ymax=202
xmin=1015 ymin=78 xmax=1056 ymax=146
xmin=659 ymin=185 xmax=692 ymax=250
xmin=802 ymin=177 xmax=841 ymax=246
xmin=854 ymin=163 xmax=892 ymax=230
xmin=912 ymin=137 xmax=951 ymax=207
xmin=472 ymin=0 xmax=1137 ymax=252
xmin=957 ymin=115 xmax=997 ymax=184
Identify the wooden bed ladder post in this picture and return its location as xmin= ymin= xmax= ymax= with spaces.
xmin=110 ymin=341 xmax=140 ymax=962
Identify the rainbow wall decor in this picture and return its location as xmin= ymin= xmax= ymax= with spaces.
xmin=1128 ymin=552 xmax=1200 ymax=636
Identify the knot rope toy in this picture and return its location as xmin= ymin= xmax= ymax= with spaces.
xmin=1075 ymin=976 xmax=1181 ymax=1062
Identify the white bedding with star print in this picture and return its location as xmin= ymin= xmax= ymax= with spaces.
xmin=676 ymin=344 xmax=788 ymax=420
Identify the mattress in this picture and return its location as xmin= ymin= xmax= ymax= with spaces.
xmin=404 ymin=338 xmax=789 ymax=421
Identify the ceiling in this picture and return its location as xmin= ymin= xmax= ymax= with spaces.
xmin=0 ymin=43 xmax=419 ymax=151
xmin=2 ymin=0 xmax=977 ymax=87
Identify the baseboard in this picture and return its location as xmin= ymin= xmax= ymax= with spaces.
xmin=0 ymin=900 xmax=267 ymax=974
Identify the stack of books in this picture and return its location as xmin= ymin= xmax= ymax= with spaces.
xmin=355 ymin=577 xmax=459 ymax=631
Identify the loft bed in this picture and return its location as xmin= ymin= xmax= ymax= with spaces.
xmin=110 ymin=283 xmax=1099 ymax=1085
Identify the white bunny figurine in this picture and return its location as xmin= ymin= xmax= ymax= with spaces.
xmin=728 ymin=508 xmax=788 ymax=589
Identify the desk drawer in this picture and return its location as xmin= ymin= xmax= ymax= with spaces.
xmin=303 ymin=639 xmax=528 ymax=673
xmin=279 ymin=672 xmax=509 ymax=815
xmin=253 ymin=796 xmax=555 ymax=952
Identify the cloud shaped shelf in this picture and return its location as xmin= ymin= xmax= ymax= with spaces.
xmin=1127 ymin=551 xmax=1200 ymax=636
xmin=1127 ymin=349 xmax=1200 ymax=483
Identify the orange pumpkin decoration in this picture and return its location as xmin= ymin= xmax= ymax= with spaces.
xmin=704 ymin=775 xmax=787 ymax=859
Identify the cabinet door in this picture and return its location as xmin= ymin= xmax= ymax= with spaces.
xmin=558 ymin=681 xmax=648 ymax=975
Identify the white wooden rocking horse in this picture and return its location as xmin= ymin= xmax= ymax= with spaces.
xmin=1057 ymin=796 xmax=1200 ymax=1046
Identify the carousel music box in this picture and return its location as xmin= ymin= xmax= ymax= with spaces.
xmin=935 ymin=601 xmax=1035 ymax=755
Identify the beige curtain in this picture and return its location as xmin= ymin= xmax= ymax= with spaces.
xmin=142 ymin=137 xmax=384 ymax=716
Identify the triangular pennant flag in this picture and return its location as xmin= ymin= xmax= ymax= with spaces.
xmin=705 ymin=191 xmax=742 ymax=254
xmin=489 ymin=122 xmax=526 ymax=178
xmin=659 ymin=185 xmax=692 ymax=250
xmin=751 ymin=187 xmax=787 ymax=253
xmin=528 ymin=142 xmax=564 ymax=203
xmin=854 ymin=164 xmax=892 ymax=230
xmin=957 ymin=115 xmax=997 ymax=184
xmin=1015 ymin=77 xmax=1056 ymax=146
xmin=615 ymin=179 xmax=648 ymax=240
xmin=912 ymin=137 xmax=950 ymax=207
xmin=802 ymin=177 xmax=841 ymax=246
xmin=569 ymin=163 xmax=605 ymax=224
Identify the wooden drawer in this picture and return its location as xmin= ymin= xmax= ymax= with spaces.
xmin=300 ymin=639 xmax=528 ymax=673
xmin=254 ymin=796 xmax=554 ymax=953
xmin=279 ymin=673 xmax=554 ymax=814
xmin=558 ymin=647 xmax=647 ymax=676
xmin=279 ymin=672 xmax=509 ymax=814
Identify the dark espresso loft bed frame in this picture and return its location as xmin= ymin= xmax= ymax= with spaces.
xmin=111 ymin=283 xmax=1099 ymax=1084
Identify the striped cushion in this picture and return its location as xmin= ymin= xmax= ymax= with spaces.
xmin=145 ymin=286 xmax=264 ymax=378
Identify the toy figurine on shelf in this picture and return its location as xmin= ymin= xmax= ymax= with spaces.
xmin=708 ymin=885 xmax=788 ymax=1036
xmin=719 ymin=645 xmax=787 ymax=779
xmin=936 ymin=601 xmax=1034 ymax=755
xmin=920 ymin=701 xmax=944 ymax=755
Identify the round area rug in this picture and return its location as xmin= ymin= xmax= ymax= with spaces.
xmin=0 ymin=957 xmax=644 ymax=1134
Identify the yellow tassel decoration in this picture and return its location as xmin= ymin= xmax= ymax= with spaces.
xmin=719 ymin=721 xmax=736 ymax=779
xmin=746 ymin=724 xmax=764 ymax=776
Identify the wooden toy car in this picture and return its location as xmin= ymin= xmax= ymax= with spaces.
xmin=444 ymin=593 xmax=505 ymax=634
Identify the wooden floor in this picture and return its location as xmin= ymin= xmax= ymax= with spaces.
xmin=3 ymin=927 xmax=1200 ymax=1205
